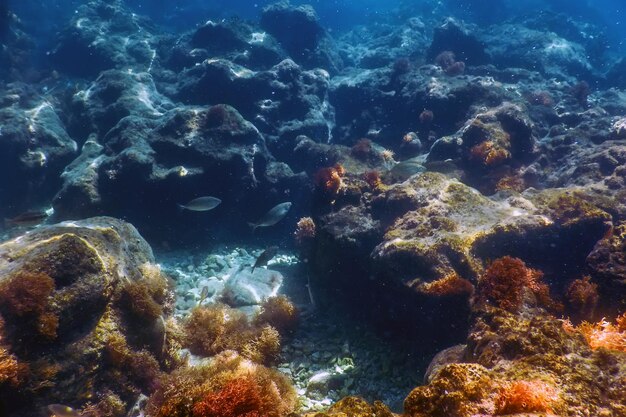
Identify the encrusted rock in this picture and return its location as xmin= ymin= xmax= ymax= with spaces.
xmin=0 ymin=217 xmax=177 ymax=417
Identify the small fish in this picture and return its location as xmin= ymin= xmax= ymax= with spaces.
xmin=47 ymin=404 xmax=81 ymax=417
xmin=248 ymin=202 xmax=292 ymax=232
xmin=387 ymin=158 xmax=426 ymax=182
xmin=197 ymin=286 xmax=210 ymax=306
xmin=4 ymin=210 xmax=49 ymax=228
xmin=252 ymin=246 xmax=279 ymax=273
xmin=177 ymin=196 xmax=221 ymax=211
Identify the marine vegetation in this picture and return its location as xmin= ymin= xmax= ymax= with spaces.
xmin=145 ymin=351 xmax=297 ymax=417
xmin=475 ymin=256 xmax=557 ymax=312
xmin=183 ymin=300 xmax=295 ymax=365
xmin=0 ymin=270 xmax=58 ymax=341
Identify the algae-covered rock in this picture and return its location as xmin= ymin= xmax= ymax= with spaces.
xmin=0 ymin=217 xmax=178 ymax=417
xmin=404 ymin=304 xmax=626 ymax=417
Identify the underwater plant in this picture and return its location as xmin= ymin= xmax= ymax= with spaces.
xmin=566 ymin=276 xmax=599 ymax=320
xmin=575 ymin=313 xmax=626 ymax=352
xmin=183 ymin=304 xmax=282 ymax=365
xmin=363 ymin=170 xmax=384 ymax=192
xmin=313 ymin=164 xmax=345 ymax=197
xmin=146 ymin=351 xmax=297 ymax=417
xmin=0 ymin=270 xmax=58 ymax=340
xmin=253 ymin=295 xmax=298 ymax=334
xmin=476 ymin=256 xmax=555 ymax=312
xmin=294 ymin=217 xmax=316 ymax=245
xmin=494 ymin=380 xmax=559 ymax=414
xmin=418 ymin=274 xmax=475 ymax=297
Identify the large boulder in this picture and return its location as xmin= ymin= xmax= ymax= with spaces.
xmin=307 ymin=171 xmax=611 ymax=350
xmin=49 ymin=0 xmax=160 ymax=77
xmin=260 ymin=2 xmax=343 ymax=73
xmin=164 ymin=18 xmax=286 ymax=72
xmin=0 ymin=217 xmax=177 ymax=417
xmin=0 ymin=84 xmax=78 ymax=218
xmin=176 ymin=58 xmax=334 ymax=158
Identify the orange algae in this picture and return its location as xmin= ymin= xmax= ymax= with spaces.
xmin=418 ymin=274 xmax=475 ymax=297
xmin=494 ymin=380 xmax=559 ymax=414
xmin=476 ymin=256 xmax=552 ymax=311
xmin=578 ymin=313 xmax=626 ymax=352
xmin=192 ymin=376 xmax=262 ymax=417
xmin=314 ymin=164 xmax=345 ymax=196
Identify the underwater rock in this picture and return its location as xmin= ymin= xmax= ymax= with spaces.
xmin=427 ymin=18 xmax=488 ymax=66
xmin=0 ymin=10 xmax=35 ymax=82
xmin=176 ymin=58 xmax=334 ymax=157
xmin=329 ymin=63 xmax=506 ymax=146
xmin=428 ymin=102 xmax=537 ymax=192
xmin=337 ymin=17 xmax=431 ymax=69
xmin=68 ymin=69 xmax=174 ymax=143
xmin=308 ymin=171 xmax=611 ymax=349
xmin=164 ymin=18 xmax=285 ymax=72
xmin=404 ymin=298 xmax=626 ymax=416
xmin=49 ymin=0 xmax=160 ymax=77
xmin=260 ymin=2 xmax=343 ymax=73
xmin=54 ymin=103 xmax=305 ymax=239
xmin=481 ymin=23 xmax=595 ymax=80
xmin=0 ymin=216 xmax=177 ymax=417
xmin=222 ymin=268 xmax=284 ymax=307
xmin=586 ymin=221 xmax=626 ymax=312
xmin=0 ymin=88 xmax=78 ymax=218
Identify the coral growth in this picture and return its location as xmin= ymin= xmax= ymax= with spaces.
xmin=476 ymin=256 xmax=555 ymax=312
xmin=494 ymin=380 xmax=559 ymax=414
xmin=146 ymin=351 xmax=297 ymax=417
xmin=183 ymin=304 xmax=282 ymax=365
xmin=294 ymin=217 xmax=316 ymax=245
xmin=418 ymin=274 xmax=475 ymax=297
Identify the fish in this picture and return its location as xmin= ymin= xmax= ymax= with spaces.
xmin=251 ymin=246 xmax=279 ymax=273
xmin=4 ymin=210 xmax=49 ymax=228
xmin=177 ymin=196 xmax=221 ymax=211
xmin=47 ymin=404 xmax=81 ymax=417
xmin=197 ymin=286 xmax=210 ymax=306
xmin=386 ymin=157 xmax=426 ymax=182
xmin=248 ymin=202 xmax=292 ymax=232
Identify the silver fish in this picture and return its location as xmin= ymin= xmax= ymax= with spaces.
xmin=252 ymin=246 xmax=279 ymax=273
xmin=387 ymin=157 xmax=426 ymax=182
xmin=47 ymin=404 xmax=81 ymax=417
xmin=178 ymin=196 xmax=221 ymax=211
xmin=248 ymin=202 xmax=292 ymax=232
